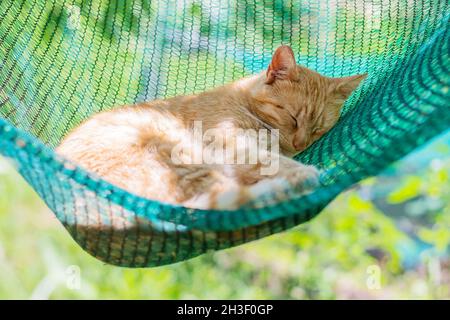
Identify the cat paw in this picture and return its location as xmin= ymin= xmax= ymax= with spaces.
xmin=210 ymin=165 xmax=321 ymax=210
xmin=214 ymin=188 xmax=241 ymax=210
xmin=215 ymin=178 xmax=291 ymax=209
xmin=243 ymin=178 xmax=291 ymax=207
xmin=283 ymin=165 xmax=320 ymax=192
xmin=248 ymin=178 xmax=290 ymax=198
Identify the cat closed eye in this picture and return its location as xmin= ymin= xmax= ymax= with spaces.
xmin=291 ymin=115 xmax=298 ymax=127
xmin=313 ymin=128 xmax=325 ymax=135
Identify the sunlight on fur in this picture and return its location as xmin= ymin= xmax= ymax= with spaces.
xmin=57 ymin=45 xmax=366 ymax=209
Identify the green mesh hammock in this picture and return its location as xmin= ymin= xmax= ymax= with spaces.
xmin=0 ymin=0 xmax=449 ymax=267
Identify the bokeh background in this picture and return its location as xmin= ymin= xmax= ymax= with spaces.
xmin=1 ymin=129 xmax=448 ymax=299
xmin=0 ymin=0 xmax=449 ymax=299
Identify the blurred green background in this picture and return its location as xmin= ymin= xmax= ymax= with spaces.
xmin=1 ymin=131 xmax=448 ymax=299
xmin=0 ymin=0 xmax=449 ymax=299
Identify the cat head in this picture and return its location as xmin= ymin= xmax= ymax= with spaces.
xmin=249 ymin=45 xmax=366 ymax=156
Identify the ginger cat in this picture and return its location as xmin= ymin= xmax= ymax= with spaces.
xmin=57 ymin=46 xmax=366 ymax=209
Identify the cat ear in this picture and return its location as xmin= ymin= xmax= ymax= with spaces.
xmin=333 ymin=74 xmax=367 ymax=98
xmin=265 ymin=45 xmax=297 ymax=84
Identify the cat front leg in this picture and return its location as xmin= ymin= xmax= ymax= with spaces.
xmin=212 ymin=165 xmax=319 ymax=209
xmin=274 ymin=156 xmax=321 ymax=192
xmin=211 ymin=156 xmax=320 ymax=209
xmin=238 ymin=150 xmax=321 ymax=192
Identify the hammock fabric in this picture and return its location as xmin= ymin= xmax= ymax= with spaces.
xmin=0 ymin=0 xmax=449 ymax=267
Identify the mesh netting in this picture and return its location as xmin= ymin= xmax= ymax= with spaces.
xmin=0 ymin=0 xmax=449 ymax=267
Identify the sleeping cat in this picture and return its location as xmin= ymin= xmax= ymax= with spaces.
xmin=57 ymin=45 xmax=366 ymax=209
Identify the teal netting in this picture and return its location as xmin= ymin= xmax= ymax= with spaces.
xmin=0 ymin=0 xmax=449 ymax=267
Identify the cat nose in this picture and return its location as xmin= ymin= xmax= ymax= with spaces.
xmin=292 ymin=138 xmax=307 ymax=151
